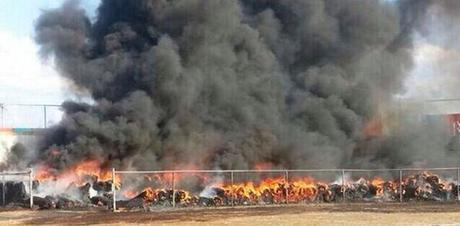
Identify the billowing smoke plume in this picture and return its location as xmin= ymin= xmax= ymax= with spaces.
xmin=27 ymin=0 xmax=459 ymax=171
xmin=401 ymin=1 xmax=460 ymax=100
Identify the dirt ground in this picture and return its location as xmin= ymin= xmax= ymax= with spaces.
xmin=2 ymin=203 xmax=460 ymax=225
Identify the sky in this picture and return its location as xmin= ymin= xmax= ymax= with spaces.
xmin=0 ymin=0 xmax=99 ymax=104
xmin=0 ymin=0 xmax=99 ymax=127
xmin=0 ymin=0 xmax=457 ymax=127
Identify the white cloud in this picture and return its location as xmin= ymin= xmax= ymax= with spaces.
xmin=403 ymin=40 xmax=460 ymax=100
xmin=0 ymin=0 xmax=100 ymax=128
xmin=0 ymin=31 xmax=65 ymax=104
xmin=399 ymin=37 xmax=460 ymax=115
xmin=0 ymin=31 xmax=68 ymax=127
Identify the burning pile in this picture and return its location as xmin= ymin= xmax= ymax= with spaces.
xmin=29 ymin=160 xmax=116 ymax=209
xmin=4 ymin=0 xmax=460 ymax=210
xmin=0 ymin=161 xmax=447 ymax=210
xmin=116 ymin=171 xmax=458 ymax=209
xmin=27 ymin=161 xmax=460 ymax=210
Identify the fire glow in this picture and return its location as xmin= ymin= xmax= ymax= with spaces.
xmin=119 ymin=175 xmax=397 ymax=206
xmin=29 ymin=160 xmax=460 ymax=209
xmin=116 ymin=171 xmax=456 ymax=208
xmin=34 ymin=159 xmax=120 ymax=187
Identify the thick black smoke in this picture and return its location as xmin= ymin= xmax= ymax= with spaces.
xmin=29 ymin=0 xmax=457 ymax=171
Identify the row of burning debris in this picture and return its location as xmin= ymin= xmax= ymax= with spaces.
xmin=119 ymin=173 xmax=458 ymax=208
xmin=1 ymin=171 xmax=460 ymax=209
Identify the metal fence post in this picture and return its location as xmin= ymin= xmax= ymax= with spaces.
xmin=399 ymin=169 xmax=403 ymax=203
xmin=172 ymin=172 xmax=176 ymax=207
xmin=29 ymin=168 xmax=33 ymax=208
xmin=341 ymin=169 xmax=345 ymax=202
xmin=2 ymin=174 xmax=5 ymax=207
xmin=457 ymin=168 xmax=460 ymax=201
xmin=230 ymin=171 xmax=234 ymax=206
xmin=0 ymin=103 xmax=4 ymax=128
xmin=112 ymin=168 xmax=116 ymax=212
xmin=285 ymin=170 xmax=289 ymax=204
xmin=43 ymin=105 xmax=47 ymax=128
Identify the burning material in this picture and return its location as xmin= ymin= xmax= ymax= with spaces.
xmin=4 ymin=0 xmax=458 ymax=213
xmin=0 ymin=0 xmax=456 ymax=214
xmin=0 ymin=159 xmax=117 ymax=210
xmin=109 ymin=170 xmax=460 ymax=210
xmin=402 ymin=172 xmax=453 ymax=201
xmin=1 ymin=168 xmax=459 ymax=211
xmin=34 ymin=159 xmax=117 ymax=186
xmin=0 ymin=182 xmax=27 ymax=205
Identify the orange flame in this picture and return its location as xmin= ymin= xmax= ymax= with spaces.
xmin=34 ymin=159 xmax=120 ymax=187
xmin=371 ymin=177 xmax=385 ymax=196
xmin=32 ymin=160 xmax=455 ymax=206
xmin=121 ymin=176 xmax=325 ymax=204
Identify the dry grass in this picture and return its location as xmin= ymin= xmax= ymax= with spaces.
xmin=1 ymin=203 xmax=460 ymax=225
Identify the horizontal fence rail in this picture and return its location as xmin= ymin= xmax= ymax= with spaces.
xmin=114 ymin=167 xmax=460 ymax=173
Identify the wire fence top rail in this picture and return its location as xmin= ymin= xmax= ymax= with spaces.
xmin=114 ymin=167 xmax=460 ymax=174
xmin=0 ymin=167 xmax=456 ymax=175
xmin=0 ymin=170 xmax=32 ymax=175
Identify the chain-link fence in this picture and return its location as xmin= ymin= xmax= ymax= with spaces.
xmin=112 ymin=168 xmax=460 ymax=211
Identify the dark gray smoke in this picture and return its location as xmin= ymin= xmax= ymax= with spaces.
xmin=28 ymin=0 xmax=458 ymax=171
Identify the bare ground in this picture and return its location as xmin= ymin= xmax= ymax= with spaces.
xmin=2 ymin=203 xmax=460 ymax=225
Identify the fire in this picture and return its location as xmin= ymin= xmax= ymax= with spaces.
xmin=225 ymin=177 xmax=287 ymax=203
xmin=29 ymin=160 xmax=459 ymax=208
xmin=34 ymin=159 xmax=120 ymax=186
xmin=141 ymin=187 xmax=156 ymax=202
xmin=34 ymin=164 xmax=56 ymax=182
xmin=119 ymin=175 xmax=326 ymax=205
xmin=115 ymin=169 xmax=459 ymax=208
xmin=27 ymin=160 xmax=460 ymax=209
xmin=289 ymin=177 xmax=319 ymax=202
xmin=122 ymin=190 xmax=139 ymax=199
xmin=362 ymin=115 xmax=383 ymax=138
xmin=72 ymin=159 xmax=110 ymax=181
xmin=371 ymin=177 xmax=385 ymax=196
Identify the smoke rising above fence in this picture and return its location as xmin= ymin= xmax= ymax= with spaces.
xmin=24 ymin=0 xmax=460 ymax=171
